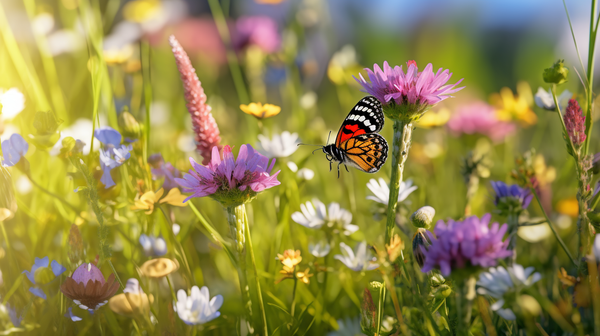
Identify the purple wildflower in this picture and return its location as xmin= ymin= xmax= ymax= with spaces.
xmin=421 ymin=214 xmax=512 ymax=276
xmin=354 ymin=61 xmax=464 ymax=115
xmin=564 ymin=99 xmax=586 ymax=147
xmin=233 ymin=16 xmax=281 ymax=53
xmin=490 ymin=181 xmax=533 ymax=213
xmin=176 ymin=144 xmax=281 ymax=205
xmin=148 ymin=153 xmax=182 ymax=190
xmin=447 ymin=102 xmax=516 ymax=143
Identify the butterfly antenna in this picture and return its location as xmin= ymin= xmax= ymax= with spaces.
xmin=311 ymin=148 xmax=322 ymax=155
xmin=297 ymin=143 xmax=322 ymax=147
xmin=326 ymin=131 xmax=332 ymax=144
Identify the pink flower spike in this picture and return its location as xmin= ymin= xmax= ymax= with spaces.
xmin=170 ymin=36 xmax=222 ymax=165
xmin=564 ymin=99 xmax=586 ymax=147
xmin=178 ymin=144 xmax=281 ymax=206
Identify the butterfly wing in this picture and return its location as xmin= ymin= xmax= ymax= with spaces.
xmin=339 ymin=134 xmax=388 ymax=173
xmin=335 ymin=96 xmax=384 ymax=147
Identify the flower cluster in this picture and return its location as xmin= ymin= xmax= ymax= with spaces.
xmin=354 ymin=61 xmax=464 ymax=120
xmin=421 ymin=214 xmax=512 ymax=276
xmin=564 ymin=99 xmax=586 ymax=147
xmin=176 ymin=145 xmax=280 ymax=206
xmin=148 ymin=153 xmax=182 ymax=190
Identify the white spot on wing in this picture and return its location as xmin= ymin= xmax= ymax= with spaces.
xmin=370 ymin=125 xmax=377 ymax=131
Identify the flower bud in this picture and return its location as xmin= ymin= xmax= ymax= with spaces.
xmin=31 ymin=111 xmax=62 ymax=148
xmin=360 ymin=287 xmax=377 ymax=334
xmin=410 ymin=206 xmax=435 ymax=229
xmin=412 ymin=228 xmax=434 ymax=268
xmin=118 ymin=109 xmax=142 ymax=140
xmin=543 ymin=59 xmax=569 ymax=85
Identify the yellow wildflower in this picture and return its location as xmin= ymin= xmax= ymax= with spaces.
xmin=132 ymin=188 xmax=187 ymax=214
xmin=140 ymin=258 xmax=179 ymax=278
xmin=557 ymin=198 xmax=579 ymax=217
xmin=295 ymin=268 xmax=313 ymax=284
xmin=109 ymin=292 xmax=154 ymax=317
xmin=278 ymin=249 xmax=302 ymax=270
xmin=104 ymin=44 xmax=135 ymax=65
xmin=557 ymin=268 xmax=577 ymax=288
xmin=533 ymin=154 xmax=556 ymax=186
xmin=491 ymin=82 xmax=537 ymax=126
xmin=159 ymin=188 xmax=188 ymax=207
xmin=122 ymin=0 xmax=161 ymax=23
xmin=417 ymin=108 xmax=451 ymax=128
xmin=240 ymin=102 xmax=281 ymax=119
xmin=386 ymin=234 xmax=404 ymax=262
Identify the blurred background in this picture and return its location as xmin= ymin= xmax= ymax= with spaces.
xmin=0 ymin=0 xmax=597 ymax=333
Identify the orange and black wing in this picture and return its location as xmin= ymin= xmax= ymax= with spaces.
xmin=335 ymin=96 xmax=384 ymax=147
xmin=339 ymin=134 xmax=388 ymax=173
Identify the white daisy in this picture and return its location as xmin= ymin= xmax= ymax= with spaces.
xmin=366 ymin=178 xmax=417 ymax=205
xmin=334 ymin=242 xmax=379 ymax=272
xmin=257 ymin=131 xmax=300 ymax=158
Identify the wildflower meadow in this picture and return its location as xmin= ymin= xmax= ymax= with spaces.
xmin=3 ymin=0 xmax=600 ymax=335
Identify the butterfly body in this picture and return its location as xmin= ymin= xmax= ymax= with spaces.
xmin=320 ymin=96 xmax=388 ymax=176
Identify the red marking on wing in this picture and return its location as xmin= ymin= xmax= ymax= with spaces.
xmin=335 ymin=124 xmax=366 ymax=147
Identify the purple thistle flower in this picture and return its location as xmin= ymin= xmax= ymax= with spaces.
xmin=490 ymin=181 xmax=533 ymax=214
xmin=354 ymin=61 xmax=464 ymax=117
xmin=421 ymin=214 xmax=512 ymax=276
xmin=564 ymin=99 xmax=586 ymax=147
xmin=176 ymin=144 xmax=281 ymax=206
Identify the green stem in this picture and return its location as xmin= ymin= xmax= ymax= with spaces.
xmin=243 ymin=209 xmax=268 ymax=335
xmin=585 ymin=0 xmax=598 ymax=154
xmin=29 ymin=178 xmax=80 ymax=216
xmin=455 ymin=276 xmax=476 ymax=335
xmin=207 ymin=0 xmax=250 ymax=104
xmin=290 ymin=277 xmax=298 ymax=317
xmin=1 ymin=221 xmax=10 ymax=250
xmin=551 ymin=85 xmax=576 ymax=153
xmin=226 ymin=205 xmax=255 ymax=335
xmin=507 ymin=212 xmax=520 ymax=265
xmin=384 ymin=120 xmax=413 ymax=244
xmin=532 ymin=190 xmax=577 ymax=266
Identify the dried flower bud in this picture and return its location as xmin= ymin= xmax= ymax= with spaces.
xmin=410 ymin=206 xmax=436 ymax=229
xmin=543 ymin=59 xmax=569 ymax=85
xmin=360 ymin=287 xmax=377 ymax=333
xmin=412 ymin=228 xmax=434 ymax=268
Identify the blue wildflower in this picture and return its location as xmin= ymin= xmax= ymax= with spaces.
xmin=23 ymin=256 xmax=66 ymax=300
xmin=490 ymin=181 xmax=533 ymax=216
xmin=64 ymin=307 xmax=82 ymax=322
xmin=6 ymin=303 xmax=24 ymax=327
xmin=94 ymin=127 xmax=132 ymax=188
xmin=139 ymin=234 xmax=167 ymax=257
xmin=1 ymin=133 xmax=28 ymax=167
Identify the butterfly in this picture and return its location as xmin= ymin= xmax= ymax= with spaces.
xmin=319 ymin=96 xmax=388 ymax=176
